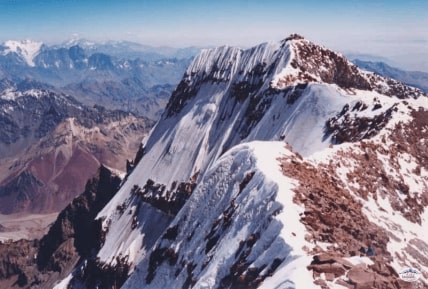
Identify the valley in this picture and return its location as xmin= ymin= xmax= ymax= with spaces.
xmin=0 ymin=86 xmax=154 ymax=243
xmin=0 ymin=213 xmax=57 ymax=241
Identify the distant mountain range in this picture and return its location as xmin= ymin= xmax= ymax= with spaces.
xmin=352 ymin=59 xmax=428 ymax=93
xmin=0 ymin=39 xmax=199 ymax=119
xmin=346 ymin=52 xmax=428 ymax=74
xmin=59 ymin=38 xmax=202 ymax=61
xmin=1 ymin=39 xmax=426 ymax=122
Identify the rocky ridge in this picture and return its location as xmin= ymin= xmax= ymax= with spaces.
xmin=280 ymin=35 xmax=423 ymax=99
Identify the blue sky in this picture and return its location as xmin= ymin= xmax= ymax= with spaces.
xmin=0 ymin=0 xmax=427 ymax=69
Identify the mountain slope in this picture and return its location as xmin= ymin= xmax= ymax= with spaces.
xmin=4 ymin=35 xmax=427 ymax=289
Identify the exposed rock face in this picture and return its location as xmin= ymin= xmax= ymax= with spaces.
xmin=284 ymin=36 xmax=423 ymax=99
xmin=290 ymin=38 xmax=372 ymax=91
xmin=0 ymin=165 xmax=121 ymax=289
xmin=130 ymin=175 xmax=198 ymax=216
xmin=324 ymin=101 xmax=396 ymax=144
xmin=281 ymin=155 xmax=396 ymax=288
xmin=0 ymin=239 xmax=38 ymax=289
xmin=37 ymin=166 xmax=121 ymax=270
xmin=307 ymin=253 xmax=403 ymax=289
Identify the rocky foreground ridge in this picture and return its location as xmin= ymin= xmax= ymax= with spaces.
xmin=0 ymin=34 xmax=427 ymax=289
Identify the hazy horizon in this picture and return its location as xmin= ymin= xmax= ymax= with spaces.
xmin=0 ymin=0 xmax=427 ymax=71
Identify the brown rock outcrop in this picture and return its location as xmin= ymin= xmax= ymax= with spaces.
xmin=281 ymin=105 xmax=428 ymax=288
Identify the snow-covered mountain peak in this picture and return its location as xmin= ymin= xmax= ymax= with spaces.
xmin=15 ymin=36 xmax=427 ymax=289
xmin=1 ymin=39 xmax=43 ymax=66
xmin=61 ymin=37 xmax=96 ymax=49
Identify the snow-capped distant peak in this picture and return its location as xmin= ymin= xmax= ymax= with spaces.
xmin=2 ymin=39 xmax=43 ymax=66
xmin=62 ymin=38 xmax=96 ymax=48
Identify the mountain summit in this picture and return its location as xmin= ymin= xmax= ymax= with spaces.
xmin=2 ymin=35 xmax=427 ymax=289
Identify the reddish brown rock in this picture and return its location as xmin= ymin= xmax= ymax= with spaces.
xmin=335 ymin=278 xmax=354 ymax=289
xmin=314 ymin=278 xmax=329 ymax=289
xmin=281 ymin=108 xmax=428 ymax=289
xmin=325 ymin=272 xmax=335 ymax=281
xmin=347 ymin=267 xmax=376 ymax=284
xmin=308 ymin=263 xmax=346 ymax=277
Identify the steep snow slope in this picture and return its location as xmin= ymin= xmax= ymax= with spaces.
xmin=123 ymin=142 xmax=317 ymax=289
xmin=52 ymin=35 xmax=427 ymax=289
